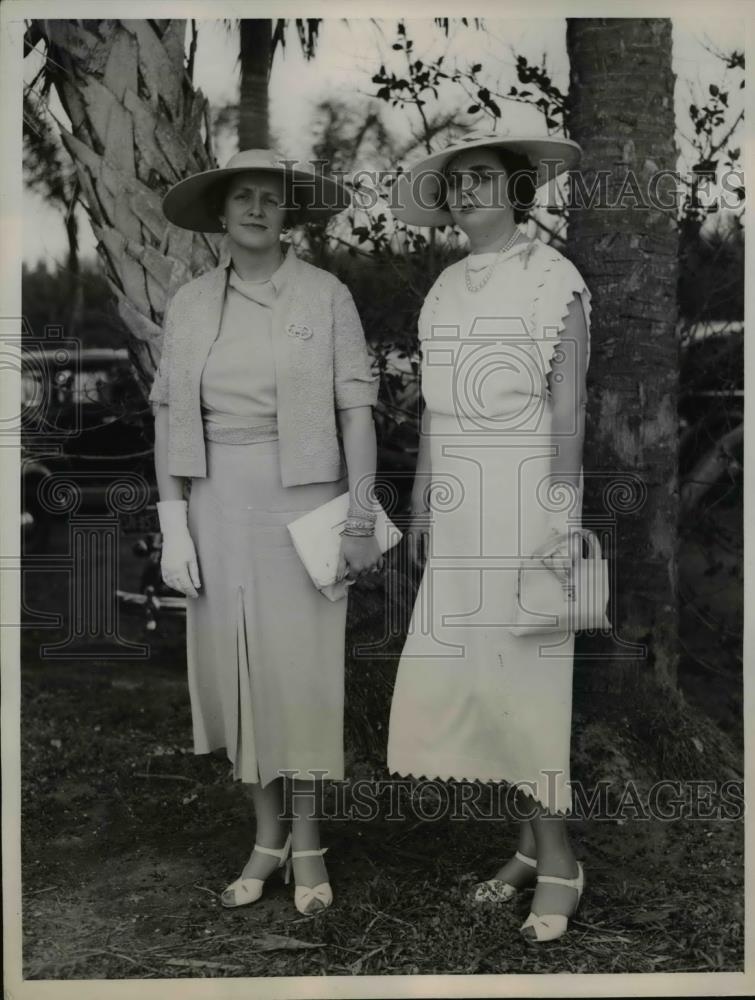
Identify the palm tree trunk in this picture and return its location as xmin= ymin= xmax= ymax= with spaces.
xmin=32 ymin=19 xmax=218 ymax=394
xmin=239 ymin=20 xmax=272 ymax=148
xmin=565 ymin=18 xmax=681 ymax=690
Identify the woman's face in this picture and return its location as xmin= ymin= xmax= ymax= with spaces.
xmin=443 ymin=147 xmax=514 ymax=238
xmin=220 ymin=171 xmax=288 ymax=251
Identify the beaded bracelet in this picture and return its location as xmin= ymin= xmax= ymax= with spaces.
xmin=345 ymin=515 xmax=377 ymax=530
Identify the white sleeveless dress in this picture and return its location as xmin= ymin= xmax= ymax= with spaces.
xmin=386 ymin=237 xmax=592 ymax=815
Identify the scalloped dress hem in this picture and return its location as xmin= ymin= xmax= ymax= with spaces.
xmin=387 ymin=751 xmax=573 ymax=817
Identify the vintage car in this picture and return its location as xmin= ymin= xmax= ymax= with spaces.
xmin=21 ymin=345 xmax=186 ymax=625
xmin=21 ymin=346 xmax=156 ymax=544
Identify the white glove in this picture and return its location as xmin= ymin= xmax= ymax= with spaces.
xmin=157 ymin=500 xmax=201 ymax=599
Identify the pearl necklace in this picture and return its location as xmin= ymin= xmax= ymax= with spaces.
xmin=464 ymin=229 xmax=522 ymax=294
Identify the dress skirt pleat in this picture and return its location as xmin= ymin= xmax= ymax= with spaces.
xmin=185 ymin=435 xmax=348 ymax=787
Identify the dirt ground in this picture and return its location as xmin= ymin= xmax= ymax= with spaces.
xmin=16 ymin=508 xmax=744 ymax=980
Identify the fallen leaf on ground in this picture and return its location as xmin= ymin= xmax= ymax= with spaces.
xmin=251 ymin=934 xmax=324 ymax=951
xmin=166 ymin=958 xmax=243 ymax=972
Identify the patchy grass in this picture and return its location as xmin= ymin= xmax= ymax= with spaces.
xmin=17 ymin=519 xmax=744 ymax=979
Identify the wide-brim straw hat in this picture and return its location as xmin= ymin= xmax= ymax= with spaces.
xmin=390 ymin=131 xmax=582 ymax=227
xmin=162 ymin=148 xmax=351 ymax=232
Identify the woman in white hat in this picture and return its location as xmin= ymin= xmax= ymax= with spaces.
xmin=387 ymin=133 xmax=592 ymax=942
xmin=149 ymin=149 xmax=382 ymax=915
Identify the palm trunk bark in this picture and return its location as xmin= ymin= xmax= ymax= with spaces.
xmin=239 ymin=19 xmax=272 ymax=148
xmin=32 ymin=19 xmax=218 ymax=394
xmin=565 ymin=18 xmax=681 ymax=690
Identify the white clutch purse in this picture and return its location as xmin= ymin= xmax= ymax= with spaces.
xmin=287 ymin=492 xmax=403 ymax=601
xmin=511 ymin=527 xmax=611 ymax=636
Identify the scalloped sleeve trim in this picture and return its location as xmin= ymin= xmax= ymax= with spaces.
xmin=530 ymin=251 xmax=592 ymax=377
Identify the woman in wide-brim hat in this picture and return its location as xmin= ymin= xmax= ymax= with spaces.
xmin=150 ymin=148 xmax=382 ymax=915
xmin=386 ymin=131 xmax=593 ymax=942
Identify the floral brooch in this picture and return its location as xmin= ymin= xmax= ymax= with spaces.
xmin=286 ymin=322 xmax=313 ymax=340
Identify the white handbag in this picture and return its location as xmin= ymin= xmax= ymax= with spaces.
xmin=511 ymin=527 xmax=611 ymax=636
xmin=287 ymin=491 xmax=403 ymax=601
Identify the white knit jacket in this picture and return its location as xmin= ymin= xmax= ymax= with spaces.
xmin=149 ymin=251 xmax=379 ymax=486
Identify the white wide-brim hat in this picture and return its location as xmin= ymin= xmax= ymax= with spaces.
xmin=162 ymin=148 xmax=351 ymax=232
xmin=390 ymin=131 xmax=583 ymax=227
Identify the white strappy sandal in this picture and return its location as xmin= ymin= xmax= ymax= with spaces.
xmin=519 ymin=862 xmax=585 ymax=942
xmin=470 ymin=851 xmax=537 ymax=903
xmin=291 ymin=846 xmax=333 ymax=915
xmin=220 ymin=832 xmax=292 ymax=908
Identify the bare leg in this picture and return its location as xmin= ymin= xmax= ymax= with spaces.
xmin=490 ymin=788 xmax=537 ymax=887
xmin=289 ymin=776 xmax=328 ymax=890
xmin=525 ymin=796 xmax=580 ymax=923
xmin=491 ymin=818 xmax=538 ymax=887
xmin=235 ymin=776 xmax=288 ymax=881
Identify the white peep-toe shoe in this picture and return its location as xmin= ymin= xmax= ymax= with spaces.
xmin=221 ymin=832 xmax=292 ymax=908
xmin=519 ymin=862 xmax=585 ymax=942
xmin=471 ymin=851 xmax=537 ymax=903
xmin=291 ymin=846 xmax=332 ymax=915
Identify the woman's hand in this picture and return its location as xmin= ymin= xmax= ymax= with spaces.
xmin=533 ymin=526 xmax=582 ymax=590
xmin=161 ymin=532 xmax=202 ymax=599
xmin=157 ymin=500 xmax=202 ymax=599
xmin=337 ymin=534 xmax=384 ymax=583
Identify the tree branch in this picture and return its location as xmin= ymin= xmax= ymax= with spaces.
xmin=680 ymin=422 xmax=743 ymax=513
